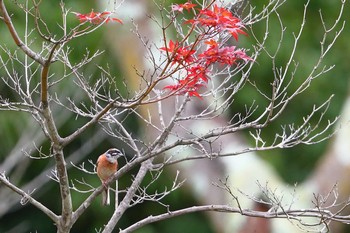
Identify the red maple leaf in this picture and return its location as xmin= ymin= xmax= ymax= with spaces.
xmin=73 ymin=11 xmax=123 ymax=25
xmin=160 ymin=40 xmax=195 ymax=64
xmin=160 ymin=40 xmax=178 ymax=53
xmin=164 ymin=79 xmax=204 ymax=99
xmin=186 ymin=65 xmax=209 ymax=83
xmin=172 ymin=2 xmax=197 ymax=13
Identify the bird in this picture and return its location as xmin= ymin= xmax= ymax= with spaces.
xmin=96 ymin=148 xmax=123 ymax=206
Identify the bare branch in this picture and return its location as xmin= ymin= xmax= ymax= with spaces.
xmin=0 ymin=172 xmax=58 ymax=223
xmin=0 ymin=0 xmax=45 ymax=65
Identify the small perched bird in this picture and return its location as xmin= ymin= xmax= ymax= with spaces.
xmin=96 ymin=148 xmax=123 ymax=205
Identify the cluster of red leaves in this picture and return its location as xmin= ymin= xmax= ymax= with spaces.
xmin=162 ymin=2 xmax=251 ymax=98
xmin=186 ymin=4 xmax=247 ymax=40
xmin=72 ymin=11 xmax=122 ymax=25
xmin=200 ymin=39 xmax=251 ymax=66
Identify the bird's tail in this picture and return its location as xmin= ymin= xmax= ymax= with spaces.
xmin=102 ymin=186 xmax=110 ymax=206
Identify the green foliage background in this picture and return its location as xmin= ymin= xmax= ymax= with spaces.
xmin=0 ymin=0 xmax=349 ymax=232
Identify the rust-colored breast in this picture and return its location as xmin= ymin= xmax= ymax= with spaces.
xmin=97 ymin=155 xmax=118 ymax=181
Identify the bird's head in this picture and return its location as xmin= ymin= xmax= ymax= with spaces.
xmin=105 ymin=148 xmax=123 ymax=163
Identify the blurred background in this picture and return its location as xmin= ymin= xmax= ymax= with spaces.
xmin=0 ymin=0 xmax=349 ymax=232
